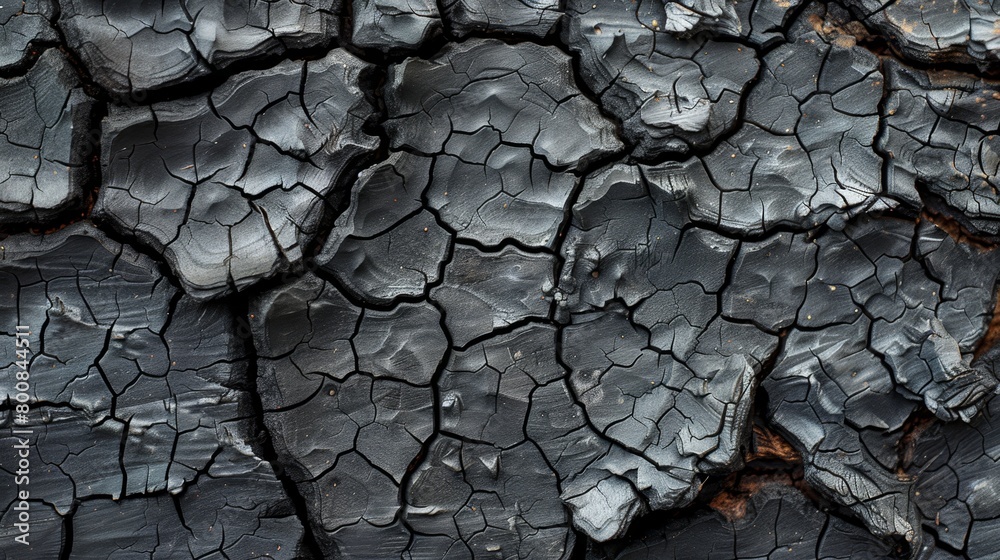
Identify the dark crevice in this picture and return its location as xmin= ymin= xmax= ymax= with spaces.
xmin=234 ymin=295 xmax=325 ymax=560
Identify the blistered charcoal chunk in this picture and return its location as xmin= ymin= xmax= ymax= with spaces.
xmin=553 ymin=160 xmax=788 ymax=539
xmin=385 ymin=38 xmax=622 ymax=170
xmin=527 ymin=380 xmax=703 ymax=541
xmin=439 ymin=324 xmax=562 ymax=448
xmin=252 ymin=273 xmax=360 ymax=399
xmin=351 ymin=0 xmax=442 ymax=52
xmin=908 ymin=391 xmax=1000 ymax=555
xmin=97 ymin=49 xmax=378 ymax=298
xmin=320 ymin=152 xmax=450 ymax=303
xmin=323 ymin=152 xmax=430 ymax=240
xmin=0 ymin=50 xmax=95 ymax=224
xmin=589 ymin=483 xmax=896 ymax=559
xmin=253 ymin=275 xmax=437 ymax=479
xmin=556 ymin=164 xmax=659 ymax=310
xmin=761 ymin=216 xmax=1000 ymax=543
xmin=403 ymin=436 xmax=573 ymax=558
xmin=58 ymin=0 xmax=340 ymax=96
xmin=261 ymin=374 xmax=432 ymax=551
xmin=324 ymin=211 xmax=451 ymax=304
xmin=354 ymin=302 xmax=448 ymax=385
xmin=0 ymin=225 xmax=305 ymax=554
xmin=724 ymin=233 xmax=816 ymax=331
xmin=384 ymin=39 xmax=614 ymax=247
xmin=61 ymin=448 xmax=305 ymax=559
xmin=441 ymin=0 xmax=561 ymax=37
xmin=765 ymin=320 xmax=920 ymax=542
xmin=251 ymin=273 xmax=438 ymax=556
xmin=429 ymin=129 xmax=579 ymax=248
xmin=0 ymin=226 xmax=251 ymax=502
xmin=641 ymin=6 xmax=889 ymax=234
xmin=558 ymin=163 xmax=738 ymax=316
xmin=734 ymin=0 xmax=805 ymax=47
xmin=882 ymin=60 xmax=1000 ymax=236
xmin=431 ymin=244 xmax=554 ymax=347
xmin=560 ymin=312 xmax=767 ymax=520
xmin=0 ymin=0 xmax=57 ymax=72
xmin=915 ymin=221 xmax=1000 ymax=348
xmin=843 ymin=0 xmax=1000 ymax=71
xmin=691 ymin=23 xmax=887 ymax=234
xmin=848 ymin=218 xmax=1000 ymax=422
xmin=562 ymin=0 xmax=755 ymax=158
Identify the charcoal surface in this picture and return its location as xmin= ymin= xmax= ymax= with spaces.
xmin=96 ymin=48 xmax=378 ymax=299
xmin=0 ymin=225 xmax=306 ymax=556
xmin=843 ymin=0 xmax=1000 ymax=71
xmin=351 ymin=0 xmax=442 ymax=52
xmin=882 ymin=59 xmax=1000 ymax=237
xmin=7 ymin=1 xmax=1000 ymax=559
xmin=0 ymin=49 xmax=95 ymax=224
xmin=588 ymin=483 xmax=897 ymax=559
xmin=441 ymin=0 xmax=561 ymax=37
xmin=57 ymin=0 xmax=341 ymax=96
xmin=0 ymin=0 xmax=56 ymax=72
xmin=562 ymin=0 xmax=756 ymax=158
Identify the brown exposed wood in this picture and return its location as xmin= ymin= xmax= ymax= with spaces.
xmin=920 ymin=210 xmax=998 ymax=254
xmin=746 ymin=424 xmax=802 ymax=464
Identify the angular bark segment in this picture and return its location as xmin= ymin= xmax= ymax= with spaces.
xmin=589 ymin=484 xmax=896 ymax=559
xmin=0 ymin=50 xmax=95 ymax=224
xmin=883 ymin=60 xmax=1000 ymax=237
xmin=58 ymin=0 xmax=341 ymax=96
xmin=0 ymin=224 xmax=305 ymax=555
xmin=562 ymin=0 xmax=757 ymax=158
xmin=351 ymin=0 xmax=443 ymax=52
xmin=431 ymin=244 xmax=555 ymax=347
xmin=385 ymin=38 xmax=623 ymax=170
xmin=97 ymin=49 xmax=377 ymax=299
xmin=441 ymin=0 xmax=561 ymax=38
xmin=844 ymin=0 xmax=1000 ymax=71
xmin=763 ymin=217 xmax=1000 ymax=543
xmin=0 ymin=0 xmax=57 ymax=72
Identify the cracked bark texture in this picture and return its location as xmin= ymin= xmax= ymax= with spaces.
xmin=6 ymin=0 xmax=1000 ymax=558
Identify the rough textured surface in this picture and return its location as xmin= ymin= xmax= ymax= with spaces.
xmin=57 ymin=0 xmax=341 ymax=96
xmin=96 ymin=48 xmax=378 ymax=299
xmin=763 ymin=217 xmax=1000 ymax=543
xmin=588 ymin=483 xmax=898 ymax=559
xmin=384 ymin=38 xmax=623 ymax=170
xmin=0 ymin=225 xmax=306 ymax=556
xmin=9 ymin=1 xmax=1000 ymax=558
xmin=909 ymin=375 xmax=1000 ymax=559
xmin=441 ymin=0 xmax=561 ymax=37
xmin=883 ymin=60 xmax=1000 ymax=237
xmin=0 ymin=0 xmax=56 ymax=72
xmin=0 ymin=50 xmax=95 ymax=224
xmin=844 ymin=0 xmax=1000 ymax=71
xmin=563 ymin=0 xmax=757 ymax=158
xmin=351 ymin=0 xmax=442 ymax=52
